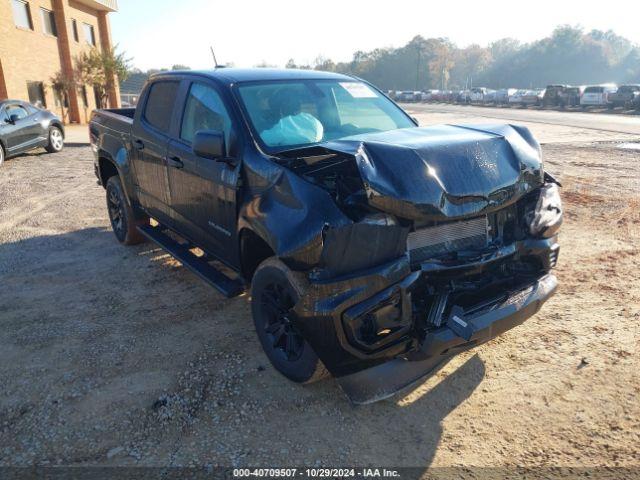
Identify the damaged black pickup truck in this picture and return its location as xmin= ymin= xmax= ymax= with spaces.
xmin=90 ymin=68 xmax=562 ymax=404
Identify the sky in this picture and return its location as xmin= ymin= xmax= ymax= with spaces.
xmin=110 ymin=0 xmax=640 ymax=71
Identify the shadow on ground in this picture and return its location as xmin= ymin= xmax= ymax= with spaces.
xmin=0 ymin=228 xmax=485 ymax=469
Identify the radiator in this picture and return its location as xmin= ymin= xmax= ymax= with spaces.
xmin=408 ymin=216 xmax=488 ymax=264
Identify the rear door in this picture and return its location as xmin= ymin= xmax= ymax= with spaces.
xmin=165 ymin=80 xmax=240 ymax=263
xmin=131 ymin=80 xmax=180 ymax=224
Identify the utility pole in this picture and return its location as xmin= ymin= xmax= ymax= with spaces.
xmin=415 ymin=47 xmax=421 ymax=91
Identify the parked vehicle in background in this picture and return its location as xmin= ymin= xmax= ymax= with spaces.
xmin=0 ymin=100 xmax=65 ymax=167
xmin=443 ymin=90 xmax=457 ymax=102
xmin=397 ymin=91 xmax=418 ymax=102
xmin=429 ymin=90 xmax=443 ymax=102
xmin=90 ymin=68 xmax=561 ymax=404
xmin=457 ymin=90 xmax=470 ymax=103
xmin=580 ymin=84 xmax=617 ymax=108
xmin=542 ymin=85 xmax=568 ymax=106
xmin=521 ymin=89 xmax=546 ymax=106
xmin=496 ymin=88 xmax=517 ymax=105
xmin=469 ymin=87 xmax=488 ymax=103
xmin=508 ymin=89 xmax=527 ymax=106
xmin=483 ymin=89 xmax=498 ymax=104
xmin=558 ymin=86 xmax=585 ymax=107
xmin=607 ymin=84 xmax=640 ymax=109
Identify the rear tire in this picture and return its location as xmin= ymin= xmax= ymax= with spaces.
xmin=251 ymin=257 xmax=329 ymax=384
xmin=105 ymin=176 xmax=147 ymax=245
xmin=0 ymin=144 xmax=4 ymax=167
xmin=45 ymin=126 xmax=64 ymax=153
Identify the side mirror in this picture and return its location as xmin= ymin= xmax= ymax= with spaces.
xmin=8 ymin=114 xmax=20 ymax=124
xmin=193 ymin=130 xmax=225 ymax=160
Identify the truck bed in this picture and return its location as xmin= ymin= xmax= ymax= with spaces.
xmin=90 ymin=108 xmax=135 ymax=141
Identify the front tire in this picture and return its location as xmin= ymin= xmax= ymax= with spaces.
xmin=45 ymin=126 xmax=64 ymax=153
xmin=0 ymin=143 xmax=4 ymax=167
xmin=251 ymin=257 xmax=329 ymax=384
xmin=105 ymin=176 xmax=147 ymax=245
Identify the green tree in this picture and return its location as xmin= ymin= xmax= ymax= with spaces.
xmin=75 ymin=46 xmax=131 ymax=108
xmin=50 ymin=71 xmax=75 ymax=123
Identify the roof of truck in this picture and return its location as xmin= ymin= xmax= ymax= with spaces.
xmin=158 ymin=68 xmax=354 ymax=83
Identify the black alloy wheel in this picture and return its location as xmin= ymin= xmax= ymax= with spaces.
xmin=107 ymin=182 xmax=126 ymax=241
xmin=260 ymin=281 xmax=305 ymax=362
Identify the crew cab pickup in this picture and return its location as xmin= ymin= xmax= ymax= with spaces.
xmin=90 ymin=69 xmax=562 ymax=404
xmin=607 ymin=84 xmax=640 ymax=109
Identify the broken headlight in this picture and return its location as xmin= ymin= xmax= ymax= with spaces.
xmin=528 ymin=183 xmax=563 ymax=238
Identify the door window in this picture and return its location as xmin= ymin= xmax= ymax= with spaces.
xmin=143 ymin=81 xmax=180 ymax=133
xmin=180 ymin=83 xmax=233 ymax=147
xmin=5 ymin=105 xmax=29 ymax=121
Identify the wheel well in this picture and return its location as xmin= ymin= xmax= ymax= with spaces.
xmin=240 ymin=229 xmax=275 ymax=281
xmin=98 ymin=157 xmax=119 ymax=188
xmin=50 ymin=122 xmax=64 ymax=137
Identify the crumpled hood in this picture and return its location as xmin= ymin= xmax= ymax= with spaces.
xmin=321 ymin=124 xmax=544 ymax=222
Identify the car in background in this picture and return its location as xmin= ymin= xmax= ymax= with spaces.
xmin=469 ymin=87 xmax=489 ymax=103
xmin=397 ymin=91 xmax=418 ymax=102
xmin=607 ymin=84 xmax=640 ymax=109
xmin=580 ymin=84 xmax=617 ymax=108
xmin=542 ymin=85 xmax=569 ymax=106
xmin=521 ymin=89 xmax=546 ymax=106
xmin=457 ymin=90 xmax=470 ymax=103
xmin=558 ymin=86 xmax=585 ymax=107
xmin=428 ymin=90 xmax=443 ymax=102
xmin=508 ymin=89 xmax=527 ymax=106
xmin=445 ymin=90 xmax=458 ymax=102
xmin=496 ymin=88 xmax=517 ymax=105
xmin=483 ymin=89 xmax=498 ymax=104
xmin=0 ymin=100 xmax=65 ymax=167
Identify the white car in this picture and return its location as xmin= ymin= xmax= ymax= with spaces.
xmin=469 ymin=87 xmax=488 ymax=103
xmin=496 ymin=88 xmax=517 ymax=104
xmin=580 ymin=84 xmax=617 ymax=107
xmin=508 ymin=89 xmax=527 ymax=105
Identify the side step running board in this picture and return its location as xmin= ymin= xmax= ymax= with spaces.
xmin=137 ymin=224 xmax=245 ymax=298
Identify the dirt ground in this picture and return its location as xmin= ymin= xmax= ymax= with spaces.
xmin=0 ymin=131 xmax=638 ymax=472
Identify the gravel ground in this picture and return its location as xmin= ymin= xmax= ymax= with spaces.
xmin=0 ymin=138 xmax=638 ymax=472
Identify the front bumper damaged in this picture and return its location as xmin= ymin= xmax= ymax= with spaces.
xmin=338 ymin=273 xmax=557 ymax=404
xmin=292 ymin=236 xmax=560 ymax=405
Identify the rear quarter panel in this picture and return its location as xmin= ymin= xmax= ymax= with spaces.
xmin=91 ymin=111 xmax=138 ymax=205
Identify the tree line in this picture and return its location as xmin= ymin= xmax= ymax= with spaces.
xmin=286 ymin=25 xmax=640 ymax=91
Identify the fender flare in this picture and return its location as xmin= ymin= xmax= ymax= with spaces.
xmin=97 ymin=148 xmax=137 ymax=207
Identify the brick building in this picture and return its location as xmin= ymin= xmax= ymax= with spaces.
xmin=0 ymin=0 xmax=119 ymax=124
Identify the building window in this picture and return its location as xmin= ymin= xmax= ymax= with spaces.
xmin=27 ymin=81 xmax=46 ymax=108
xmin=80 ymin=86 xmax=89 ymax=108
xmin=83 ymin=23 xmax=96 ymax=46
xmin=40 ymin=8 xmax=57 ymax=37
xmin=71 ymin=19 xmax=79 ymax=42
xmin=12 ymin=0 xmax=33 ymax=30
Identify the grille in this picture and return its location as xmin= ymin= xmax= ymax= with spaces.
xmin=408 ymin=216 xmax=488 ymax=264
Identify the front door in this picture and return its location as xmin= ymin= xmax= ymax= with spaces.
xmin=2 ymin=104 xmax=42 ymax=153
xmin=165 ymin=81 xmax=239 ymax=263
xmin=131 ymin=80 xmax=180 ymax=223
